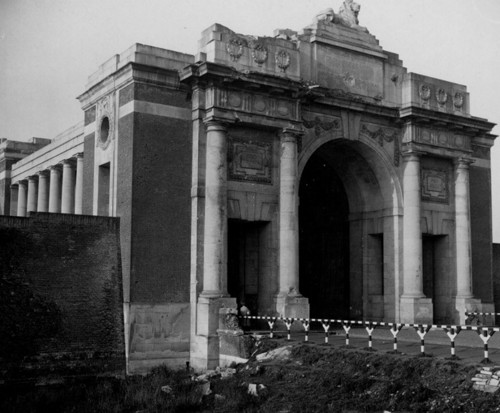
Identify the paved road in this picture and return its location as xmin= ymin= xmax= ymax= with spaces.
xmin=253 ymin=325 xmax=500 ymax=366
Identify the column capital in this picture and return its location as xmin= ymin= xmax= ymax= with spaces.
xmin=74 ymin=152 xmax=84 ymax=159
xmin=280 ymin=126 xmax=304 ymax=142
xmin=49 ymin=164 xmax=62 ymax=172
xmin=61 ymin=158 xmax=76 ymax=167
xmin=203 ymin=118 xmax=229 ymax=133
xmin=37 ymin=170 xmax=50 ymax=177
xmin=27 ymin=174 xmax=39 ymax=182
xmin=401 ymin=149 xmax=425 ymax=160
xmin=454 ymin=156 xmax=474 ymax=168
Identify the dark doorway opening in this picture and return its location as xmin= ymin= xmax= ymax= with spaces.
xmin=228 ymin=220 xmax=266 ymax=316
xmin=299 ymin=152 xmax=350 ymax=319
xmin=423 ymin=234 xmax=447 ymax=323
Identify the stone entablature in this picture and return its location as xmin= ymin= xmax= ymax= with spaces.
xmin=10 ymin=122 xmax=84 ymax=183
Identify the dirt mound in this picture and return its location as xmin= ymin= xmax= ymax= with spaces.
xmin=3 ymin=340 xmax=500 ymax=412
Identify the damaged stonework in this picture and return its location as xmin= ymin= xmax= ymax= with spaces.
xmin=218 ymin=307 xmax=255 ymax=367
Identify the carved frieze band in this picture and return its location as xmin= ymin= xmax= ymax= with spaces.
xmin=214 ymin=89 xmax=297 ymax=121
xmin=421 ymin=168 xmax=449 ymax=204
xmin=228 ymin=137 xmax=272 ymax=185
xmin=414 ymin=127 xmax=470 ymax=151
xmin=360 ymin=123 xmax=401 ymax=167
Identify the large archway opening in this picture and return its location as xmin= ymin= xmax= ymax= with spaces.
xmin=299 ymin=151 xmax=350 ymax=318
xmin=299 ymin=138 xmax=395 ymax=320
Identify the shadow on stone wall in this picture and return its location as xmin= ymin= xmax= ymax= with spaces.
xmin=0 ymin=213 xmax=125 ymax=384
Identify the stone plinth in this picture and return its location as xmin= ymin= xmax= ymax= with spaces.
xmin=400 ymin=296 xmax=433 ymax=324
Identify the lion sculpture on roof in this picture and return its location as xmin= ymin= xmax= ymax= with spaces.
xmin=315 ymin=0 xmax=367 ymax=32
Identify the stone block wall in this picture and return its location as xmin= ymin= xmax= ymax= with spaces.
xmin=0 ymin=212 xmax=124 ymax=383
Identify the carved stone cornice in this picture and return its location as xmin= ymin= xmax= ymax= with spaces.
xmin=399 ymin=106 xmax=496 ymax=138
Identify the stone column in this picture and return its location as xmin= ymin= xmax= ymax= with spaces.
xmin=201 ymin=121 xmax=229 ymax=297
xmin=37 ymin=171 xmax=49 ymax=212
xmin=275 ymin=128 xmax=309 ymax=319
xmin=74 ymin=153 xmax=84 ymax=214
xmin=17 ymin=180 xmax=28 ymax=217
xmin=9 ymin=184 xmax=19 ymax=216
xmin=454 ymin=157 xmax=481 ymax=323
xmin=27 ymin=176 xmax=38 ymax=213
xmin=400 ymin=151 xmax=432 ymax=323
xmin=194 ymin=120 xmax=236 ymax=371
xmin=61 ymin=159 xmax=75 ymax=214
xmin=48 ymin=165 xmax=61 ymax=213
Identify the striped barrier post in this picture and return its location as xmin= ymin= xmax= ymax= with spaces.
xmin=321 ymin=320 xmax=331 ymax=344
xmin=477 ymin=328 xmax=496 ymax=364
xmin=365 ymin=322 xmax=375 ymax=351
xmin=342 ymin=322 xmax=351 ymax=346
xmin=389 ymin=323 xmax=403 ymax=353
xmin=414 ymin=325 xmax=432 ymax=356
xmin=442 ymin=326 xmax=461 ymax=360
xmin=284 ymin=318 xmax=294 ymax=341
xmin=267 ymin=317 xmax=276 ymax=339
xmin=301 ymin=319 xmax=310 ymax=342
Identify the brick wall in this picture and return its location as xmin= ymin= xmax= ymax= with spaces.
xmin=0 ymin=212 xmax=125 ymax=383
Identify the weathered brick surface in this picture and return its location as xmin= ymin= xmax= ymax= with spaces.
xmin=0 ymin=213 xmax=125 ymax=383
xmin=470 ymin=166 xmax=494 ymax=303
xmin=130 ymin=112 xmax=191 ymax=303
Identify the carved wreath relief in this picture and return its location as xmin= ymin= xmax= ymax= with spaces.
xmin=419 ymin=84 xmax=431 ymax=102
xmin=453 ymin=92 xmax=464 ymax=109
xmin=250 ymin=41 xmax=268 ymax=66
xmin=276 ymin=50 xmax=291 ymax=72
xmin=226 ymin=37 xmax=244 ymax=61
xmin=436 ymin=88 xmax=448 ymax=106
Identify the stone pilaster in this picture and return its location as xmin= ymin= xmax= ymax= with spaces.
xmin=61 ymin=159 xmax=76 ymax=214
xmin=192 ymin=120 xmax=236 ymax=371
xmin=400 ymin=151 xmax=433 ymax=323
xmin=27 ymin=175 xmax=38 ymax=213
xmin=74 ymin=153 xmax=84 ymax=214
xmin=16 ymin=180 xmax=28 ymax=217
xmin=37 ymin=171 xmax=49 ymax=212
xmin=48 ymin=165 xmax=62 ymax=213
xmin=454 ymin=157 xmax=481 ymax=323
xmin=275 ymin=127 xmax=309 ymax=319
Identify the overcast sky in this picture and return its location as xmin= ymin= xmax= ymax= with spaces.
xmin=1 ymin=0 xmax=500 ymax=238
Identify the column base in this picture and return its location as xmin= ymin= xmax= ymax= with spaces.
xmin=190 ymin=295 xmax=236 ymax=372
xmin=274 ymin=293 xmax=309 ymax=319
xmin=400 ymin=296 xmax=433 ymax=324
xmin=454 ymin=296 xmax=489 ymax=325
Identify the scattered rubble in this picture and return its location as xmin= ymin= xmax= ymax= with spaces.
xmin=472 ymin=366 xmax=500 ymax=393
xmin=247 ymin=383 xmax=267 ymax=397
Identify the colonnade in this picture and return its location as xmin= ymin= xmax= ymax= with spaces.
xmin=12 ymin=153 xmax=84 ymax=217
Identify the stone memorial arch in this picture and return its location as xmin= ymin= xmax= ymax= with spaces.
xmin=1 ymin=1 xmax=496 ymax=372
xmin=181 ymin=2 xmax=496 ymax=369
